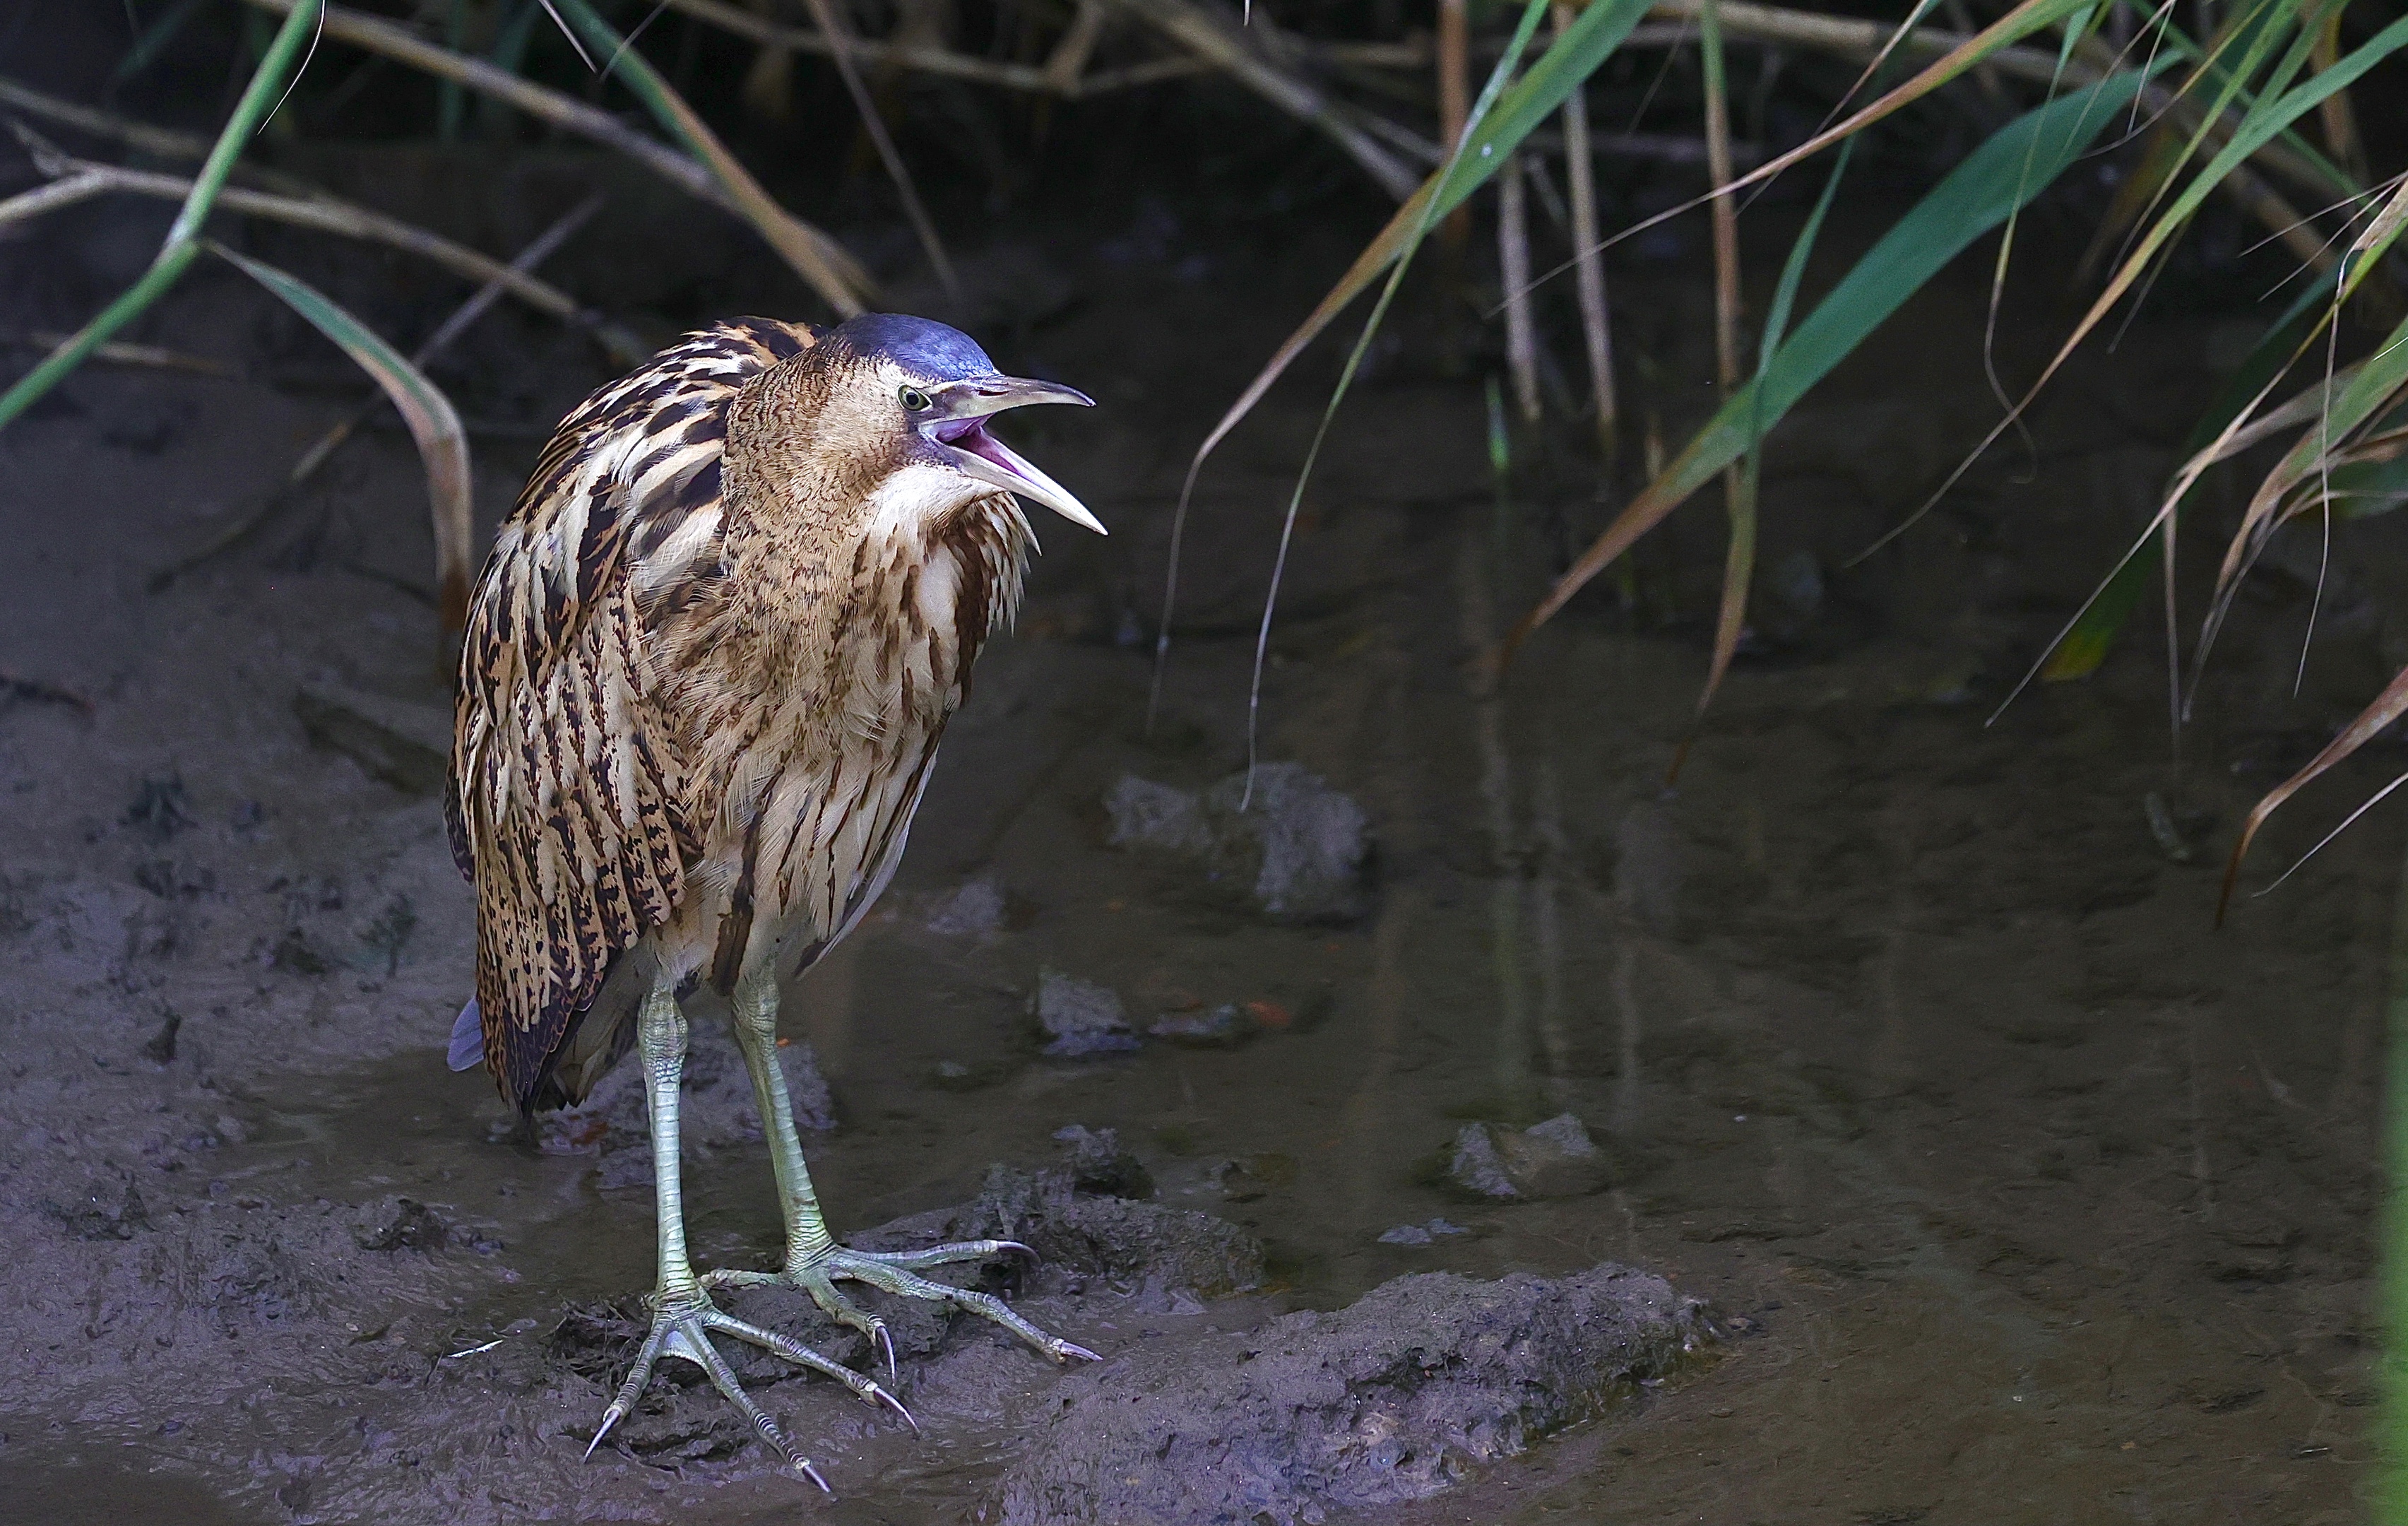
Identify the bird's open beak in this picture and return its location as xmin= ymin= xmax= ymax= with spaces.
xmin=921 ymin=377 xmax=1105 ymax=534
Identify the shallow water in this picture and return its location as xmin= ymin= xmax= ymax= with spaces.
xmin=0 ymin=1453 xmax=271 ymax=1526
xmin=0 ymin=199 xmax=2392 ymax=1522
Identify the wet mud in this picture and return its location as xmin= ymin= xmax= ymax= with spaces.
xmin=2 ymin=166 xmax=2401 ymax=1524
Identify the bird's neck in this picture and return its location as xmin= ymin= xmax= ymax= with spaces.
xmin=711 ymin=486 xmax=1029 ymax=716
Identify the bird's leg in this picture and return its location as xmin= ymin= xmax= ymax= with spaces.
xmin=728 ymin=966 xmax=839 ymax=1266
xmin=585 ymin=977 xmax=908 ymax=1485
xmin=705 ymin=969 xmax=1099 ymax=1378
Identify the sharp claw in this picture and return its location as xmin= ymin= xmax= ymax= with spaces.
xmin=875 ymin=1320 xmax=897 ymax=1385
xmin=584 ymin=1404 xmax=625 ymax=1460
xmin=869 ymin=1383 xmax=921 ymax=1435
xmin=997 ymin=1240 xmax=1038 ymax=1262
xmin=1057 ymin=1341 xmax=1101 ymax=1364
xmin=800 ymin=1459 xmax=833 ymax=1494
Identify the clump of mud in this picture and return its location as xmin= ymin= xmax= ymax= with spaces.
xmin=1105 ymin=763 xmax=1370 ymax=922
xmin=992 ymin=1263 xmax=1712 ymax=1526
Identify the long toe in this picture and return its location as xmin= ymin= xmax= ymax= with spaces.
xmin=583 ymin=1296 xmax=855 ymax=1488
xmin=806 ymin=1243 xmax=1099 ymax=1366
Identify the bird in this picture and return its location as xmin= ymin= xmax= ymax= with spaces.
xmin=441 ymin=312 xmax=1104 ymax=1485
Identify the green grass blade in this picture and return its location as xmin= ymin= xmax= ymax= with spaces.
xmin=1513 ymin=66 xmax=2154 ymax=648
xmin=0 ymin=0 xmax=324 ymax=432
xmin=210 ymin=242 xmax=475 ymax=644
xmin=1211 ymin=0 xmax=1553 ymax=757
xmin=1690 ymin=135 xmax=1857 ymax=712
xmin=2221 ymin=657 xmax=2408 ymax=919
xmin=1431 ymin=0 xmax=1666 ymax=220
xmin=2039 ymin=539 xmax=2159 ymax=680
xmin=2340 ymin=175 xmax=2408 ymax=307
xmin=1760 ymin=141 xmax=1856 ymax=378
xmin=2193 ymin=304 xmax=2408 ymax=684
xmin=1692 ymin=0 xmax=1753 ymax=733
xmin=2036 ymin=263 xmax=2339 ymax=682
xmin=2143 ymin=1 xmax=2357 ymax=197
xmin=2258 ymin=312 xmax=2408 ymax=517
xmin=1175 ymin=0 xmax=2104 ymax=529
xmin=1834 ymin=5 xmax=2400 ymax=615
xmin=112 ymin=0 xmax=213 ymax=85
xmin=1156 ymin=0 xmax=1661 ymax=560
xmin=2115 ymin=9 xmax=2404 ymax=326
xmin=2332 ymin=454 xmax=2408 ymax=518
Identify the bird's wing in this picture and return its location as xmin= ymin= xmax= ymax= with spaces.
xmin=446 ymin=317 xmax=816 ymax=1108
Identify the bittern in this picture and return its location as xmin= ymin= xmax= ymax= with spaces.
xmin=443 ymin=314 xmax=1103 ymax=1484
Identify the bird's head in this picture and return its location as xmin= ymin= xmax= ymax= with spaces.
xmin=753 ymin=313 xmax=1103 ymax=537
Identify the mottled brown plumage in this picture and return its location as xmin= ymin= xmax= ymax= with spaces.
xmin=446 ymin=316 xmax=1064 ymax=1108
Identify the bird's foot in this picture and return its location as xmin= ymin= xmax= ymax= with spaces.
xmin=584 ymin=1287 xmax=916 ymax=1484
xmin=702 ymin=1239 xmax=1099 ymax=1384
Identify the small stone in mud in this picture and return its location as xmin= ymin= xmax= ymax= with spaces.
xmin=1206 ymin=763 xmax=1370 ymax=921
xmin=268 ymin=925 xmax=331 ymax=976
xmin=1378 ymin=1217 xmax=1469 ymax=1246
xmin=1033 ymin=968 xmax=1138 ymax=1058
xmin=1053 ymin=1124 xmax=1153 ymax=1199
xmin=121 ymin=774 xmax=193 ymax=841
xmin=141 ymin=1007 xmax=182 ymax=1065
xmin=1447 ymin=1114 xmax=1611 ymax=1200
xmin=926 ymin=875 xmax=1007 ymax=937
xmin=355 ymin=1197 xmax=500 ymax=1255
xmin=132 ymin=858 xmax=214 ymax=899
xmin=1103 ymin=775 xmax=1212 ymax=855
xmin=930 ymin=1058 xmax=1007 ymax=1091
xmin=1106 ymin=764 xmax=1369 ymax=922
xmin=990 ymin=1262 xmax=1710 ymax=1526
xmin=1215 ymin=1152 xmax=1298 ymax=1203
xmin=42 ymin=1182 xmax=150 ymax=1241
xmin=1148 ymin=1002 xmax=1257 ymax=1048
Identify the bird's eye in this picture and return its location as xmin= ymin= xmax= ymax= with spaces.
xmin=898 ymin=386 xmax=932 ymax=412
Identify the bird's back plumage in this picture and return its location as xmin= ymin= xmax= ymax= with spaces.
xmin=449 ymin=318 xmax=803 ymax=1108
xmin=449 ymin=317 xmax=1030 ymax=1111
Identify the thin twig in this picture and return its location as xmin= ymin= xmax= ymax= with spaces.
xmin=788 ymin=0 xmax=960 ymax=298
xmin=291 ymin=192 xmax=610 ymax=487
xmin=1554 ymin=3 xmax=1615 ymax=466
xmin=0 ymin=168 xmax=115 ymax=232
xmin=1108 ymin=0 xmax=1421 ymax=200
xmin=11 ymin=134 xmax=641 ymax=362
xmin=1437 ymin=0 xmax=1471 ymax=242
xmin=233 ymin=0 xmax=870 ymax=313
xmin=660 ymin=0 xmax=1059 ymax=91
xmin=0 ymin=76 xmax=324 ymax=197
xmin=1042 ymin=0 xmax=1110 ymax=93
xmin=547 ymin=0 xmax=871 ymax=317
xmin=0 ymin=0 xmax=324 ymax=432
xmin=150 ymin=195 xmax=608 ymax=593
xmin=1499 ymin=156 xmax=1541 ymax=426
xmin=6 ymin=331 xmax=235 ymax=377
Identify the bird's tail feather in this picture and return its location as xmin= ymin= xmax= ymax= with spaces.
xmin=447 ymin=1000 xmax=485 ymax=1072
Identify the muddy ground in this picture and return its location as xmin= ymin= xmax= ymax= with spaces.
xmin=2 ymin=135 xmax=2402 ymax=1524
